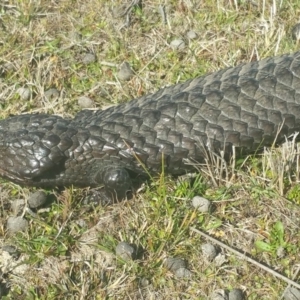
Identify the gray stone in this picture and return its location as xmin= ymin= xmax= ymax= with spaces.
xmin=170 ymin=39 xmax=185 ymax=50
xmin=3 ymin=62 xmax=14 ymax=71
xmin=2 ymin=245 xmax=19 ymax=259
xmin=276 ymin=245 xmax=286 ymax=258
xmin=44 ymin=88 xmax=59 ymax=100
xmin=214 ymin=253 xmax=227 ymax=266
xmin=117 ymin=62 xmax=134 ymax=81
xmin=140 ymin=277 xmax=150 ymax=287
xmin=11 ymin=199 xmax=25 ymax=216
xmin=76 ymin=219 xmax=87 ymax=228
xmin=82 ymin=53 xmax=96 ymax=65
xmin=116 ymin=241 xmax=135 ymax=260
xmin=186 ymin=30 xmax=197 ymax=40
xmin=165 ymin=257 xmax=187 ymax=272
xmin=192 ymin=196 xmax=211 ymax=212
xmin=16 ymin=87 xmax=31 ymax=100
xmin=201 ymin=243 xmax=218 ymax=261
xmin=28 ymin=191 xmax=47 ymax=209
xmin=229 ymin=289 xmax=244 ymax=300
xmin=174 ymin=267 xmax=192 ymax=278
xmin=7 ymin=216 xmax=28 ymax=233
xmin=78 ymin=96 xmax=94 ymax=108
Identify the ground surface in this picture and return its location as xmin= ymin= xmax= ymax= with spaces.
xmin=0 ymin=0 xmax=300 ymax=299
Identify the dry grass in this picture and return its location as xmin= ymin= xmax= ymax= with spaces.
xmin=1 ymin=0 xmax=300 ymax=299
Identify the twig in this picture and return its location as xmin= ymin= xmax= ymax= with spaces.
xmin=190 ymin=227 xmax=300 ymax=290
xmin=158 ymin=5 xmax=167 ymax=24
xmin=280 ymin=265 xmax=300 ymax=299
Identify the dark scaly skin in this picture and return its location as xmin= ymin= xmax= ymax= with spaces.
xmin=1 ymin=51 xmax=300 ymax=197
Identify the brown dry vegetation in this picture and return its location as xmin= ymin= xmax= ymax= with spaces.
xmin=1 ymin=0 xmax=300 ymax=299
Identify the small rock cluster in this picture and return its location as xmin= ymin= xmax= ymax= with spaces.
xmin=164 ymin=257 xmax=192 ymax=278
xmin=6 ymin=191 xmax=48 ymax=233
xmin=115 ymin=213 xmax=245 ymax=299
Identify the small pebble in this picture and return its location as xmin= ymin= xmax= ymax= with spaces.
xmin=174 ymin=267 xmax=192 ymax=278
xmin=82 ymin=53 xmax=96 ymax=65
xmin=170 ymin=39 xmax=185 ymax=51
xmin=165 ymin=257 xmax=187 ymax=272
xmin=211 ymin=289 xmax=229 ymax=300
xmin=2 ymin=245 xmax=17 ymax=253
xmin=16 ymin=87 xmax=31 ymax=100
xmin=192 ymin=196 xmax=211 ymax=212
xmin=28 ymin=191 xmax=47 ymax=209
xmin=3 ymin=62 xmax=14 ymax=71
xmin=201 ymin=243 xmax=218 ymax=261
xmin=7 ymin=216 xmax=28 ymax=233
xmin=44 ymin=88 xmax=59 ymax=100
xmin=116 ymin=242 xmax=135 ymax=260
xmin=186 ymin=30 xmax=197 ymax=40
xmin=76 ymin=219 xmax=87 ymax=228
xmin=214 ymin=253 xmax=227 ymax=266
xmin=276 ymin=246 xmax=286 ymax=258
xmin=140 ymin=277 xmax=150 ymax=287
xmin=229 ymin=289 xmax=244 ymax=300
xmin=2 ymin=245 xmax=20 ymax=259
xmin=117 ymin=62 xmax=134 ymax=81
xmin=283 ymin=287 xmax=300 ymax=300
xmin=11 ymin=199 xmax=25 ymax=216
xmin=78 ymin=96 xmax=94 ymax=108
xmin=292 ymin=23 xmax=300 ymax=41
